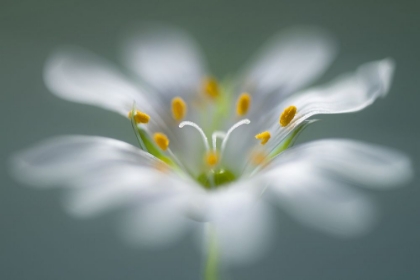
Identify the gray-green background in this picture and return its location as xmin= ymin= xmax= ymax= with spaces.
xmin=1 ymin=0 xmax=419 ymax=279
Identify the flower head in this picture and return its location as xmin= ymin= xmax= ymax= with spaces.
xmin=12 ymin=25 xmax=412 ymax=264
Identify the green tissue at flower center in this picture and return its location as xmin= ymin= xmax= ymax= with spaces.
xmin=197 ymin=169 xmax=237 ymax=189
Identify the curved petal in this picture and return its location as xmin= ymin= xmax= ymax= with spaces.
xmin=194 ymin=188 xmax=274 ymax=264
xmin=258 ymin=139 xmax=412 ymax=236
xmin=11 ymin=136 xmax=195 ymax=217
xmin=12 ymin=135 xmax=158 ymax=187
xmin=267 ymin=59 xmax=395 ymax=147
xmin=44 ymin=47 xmax=158 ymax=117
xmin=63 ymin=166 xmax=189 ymax=218
xmin=121 ymin=24 xmax=207 ymax=99
xmin=289 ymin=58 xmax=394 ymax=115
xmin=119 ymin=195 xmax=195 ymax=248
xmin=239 ymin=27 xmax=337 ymax=105
xmin=265 ymin=169 xmax=376 ymax=236
xmin=272 ymin=139 xmax=413 ymax=188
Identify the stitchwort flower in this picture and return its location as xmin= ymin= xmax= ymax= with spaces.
xmin=12 ymin=25 xmax=412 ymax=273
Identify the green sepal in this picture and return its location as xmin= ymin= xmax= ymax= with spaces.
xmin=269 ymin=120 xmax=317 ymax=158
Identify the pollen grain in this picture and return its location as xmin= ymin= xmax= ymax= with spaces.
xmin=250 ymin=151 xmax=268 ymax=166
xmin=205 ymin=151 xmax=219 ymax=167
xmin=255 ymin=131 xmax=271 ymax=145
xmin=154 ymin=161 xmax=170 ymax=173
xmin=236 ymin=93 xmax=251 ymax=116
xmin=280 ymin=105 xmax=297 ymax=127
xmin=171 ymin=97 xmax=187 ymax=121
xmin=153 ymin=132 xmax=170 ymax=151
xmin=203 ymin=77 xmax=220 ymax=99
xmin=128 ymin=110 xmax=150 ymax=124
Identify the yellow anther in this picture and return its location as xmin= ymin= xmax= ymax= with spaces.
xmin=203 ymin=77 xmax=220 ymax=99
xmin=154 ymin=161 xmax=170 ymax=173
xmin=153 ymin=132 xmax=169 ymax=151
xmin=205 ymin=151 xmax=219 ymax=167
xmin=236 ymin=93 xmax=251 ymax=116
xmin=255 ymin=131 xmax=271 ymax=145
xmin=280 ymin=105 xmax=297 ymax=127
xmin=128 ymin=110 xmax=150 ymax=124
xmin=171 ymin=97 xmax=187 ymax=121
xmin=250 ymin=151 xmax=268 ymax=166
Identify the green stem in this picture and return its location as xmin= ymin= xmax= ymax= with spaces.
xmin=204 ymin=226 xmax=219 ymax=280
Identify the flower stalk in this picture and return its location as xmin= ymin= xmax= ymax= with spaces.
xmin=205 ymin=225 xmax=219 ymax=280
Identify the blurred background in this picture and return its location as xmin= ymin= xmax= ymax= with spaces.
xmin=1 ymin=0 xmax=419 ymax=279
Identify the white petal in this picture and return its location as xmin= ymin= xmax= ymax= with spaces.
xmin=276 ymin=139 xmax=413 ymax=188
xmin=259 ymin=139 xmax=412 ymax=236
xmin=269 ymin=58 xmax=395 ymax=144
xmin=266 ymin=139 xmax=412 ymax=190
xmin=265 ymin=168 xmax=376 ymax=236
xmin=44 ymin=47 xmax=156 ymax=116
xmin=11 ymin=135 xmax=158 ymax=187
xmin=198 ymin=188 xmax=274 ymax=264
xmin=240 ymin=27 xmax=337 ymax=99
xmin=11 ymin=135 xmax=196 ymax=219
xmin=119 ymin=195 xmax=195 ymax=248
xmin=292 ymin=58 xmax=394 ymax=114
xmin=63 ymin=166 xmax=185 ymax=218
xmin=121 ymin=24 xmax=207 ymax=99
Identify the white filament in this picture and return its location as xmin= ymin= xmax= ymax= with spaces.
xmin=221 ymin=119 xmax=251 ymax=157
xmin=212 ymin=131 xmax=226 ymax=152
xmin=179 ymin=121 xmax=210 ymax=151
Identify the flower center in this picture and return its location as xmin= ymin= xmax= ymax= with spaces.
xmin=179 ymin=119 xmax=250 ymax=188
xmin=197 ymin=169 xmax=237 ymax=189
xmin=128 ymin=79 xmax=298 ymax=190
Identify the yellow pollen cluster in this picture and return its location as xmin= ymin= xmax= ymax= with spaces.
xmin=153 ymin=132 xmax=169 ymax=151
xmin=280 ymin=105 xmax=297 ymax=127
xmin=250 ymin=151 xmax=268 ymax=166
xmin=203 ymin=77 xmax=220 ymax=99
xmin=255 ymin=131 xmax=271 ymax=145
xmin=236 ymin=93 xmax=251 ymax=116
xmin=128 ymin=110 xmax=150 ymax=124
xmin=171 ymin=97 xmax=187 ymax=121
xmin=154 ymin=161 xmax=170 ymax=173
xmin=205 ymin=151 xmax=219 ymax=167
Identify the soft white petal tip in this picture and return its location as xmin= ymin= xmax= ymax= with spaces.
xmin=379 ymin=57 xmax=395 ymax=94
xmin=359 ymin=58 xmax=396 ymax=98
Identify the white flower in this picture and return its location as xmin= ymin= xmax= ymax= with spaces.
xmin=12 ymin=25 xmax=412 ymax=264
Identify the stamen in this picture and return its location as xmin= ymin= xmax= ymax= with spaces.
xmin=250 ymin=151 xmax=268 ymax=166
xmin=280 ymin=105 xmax=297 ymax=127
xmin=211 ymin=131 xmax=226 ymax=151
xmin=179 ymin=121 xmax=210 ymax=151
xmin=171 ymin=97 xmax=187 ymax=121
xmin=203 ymin=77 xmax=220 ymax=99
xmin=205 ymin=151 xmax=219 ymax=167
xmin=221 ymin=119 xmax=251 ymax=156
xmin=153 ymin=132 xmax=169 ymax=151
xmin=154 ymin=161 xmax=170 ymax=173
xmin=236 ymin=93 xmax=251 ymax=116
xmin=255 ymin=131 xmax=271 ymax=145
xmin=128 ymin=110 xmax=150 ymax=124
